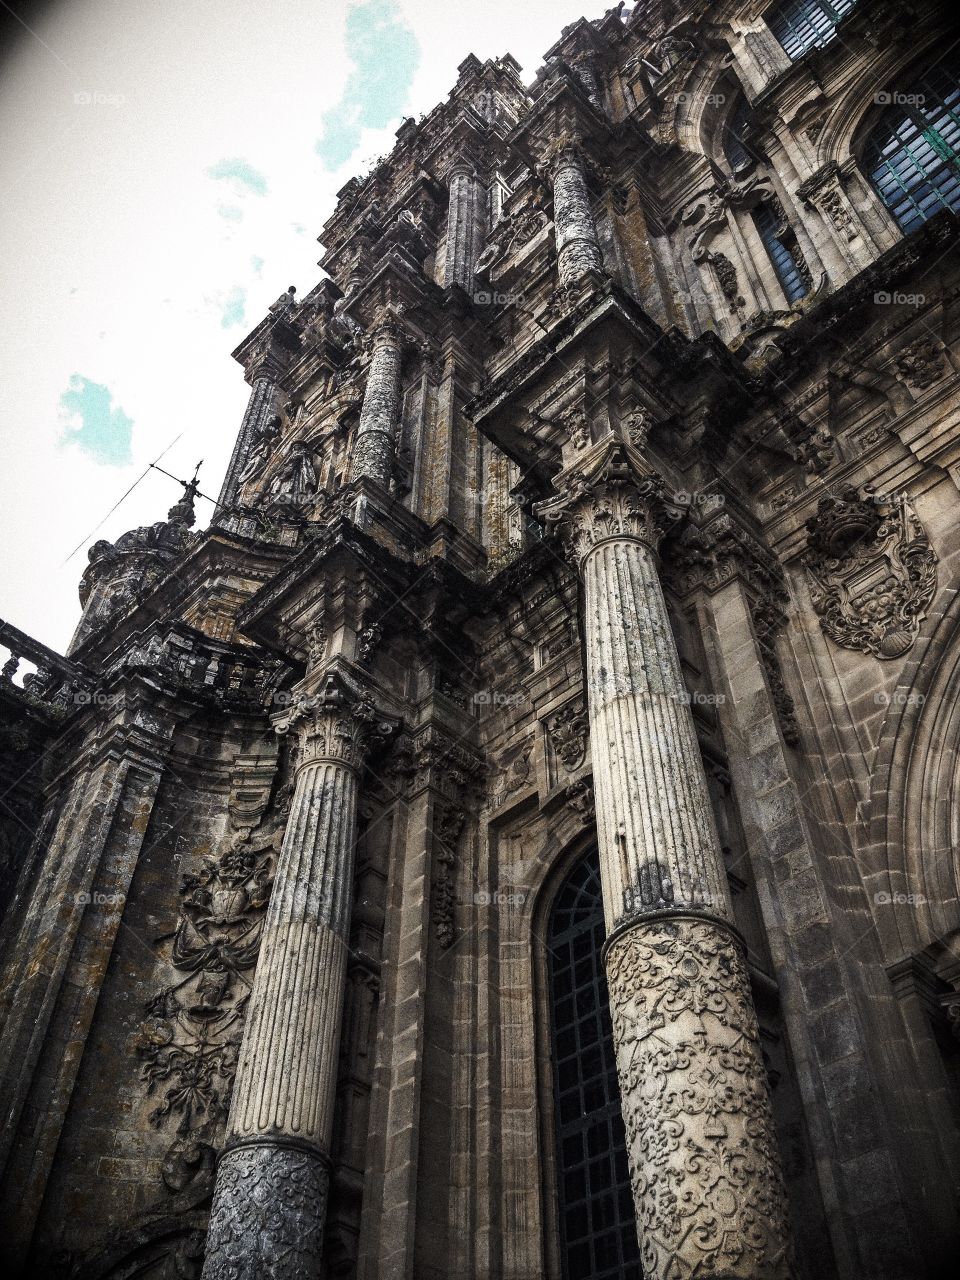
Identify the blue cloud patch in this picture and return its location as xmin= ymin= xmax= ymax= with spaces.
xmin=220 ymin=286 xmax=247 ymax=329
xmin=58 ymin=375 xmax=133 ymax=466
xmin=316 ymin=0 xmax=420 ymax=171
xmin=205 ymin=156 xmax=269 ymax=196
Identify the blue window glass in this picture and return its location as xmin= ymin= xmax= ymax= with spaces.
xmin=753 ymin=201 xmax=810 ymax=303
xmin=548 ymin=852 xmax=643 ymax=1280
xmin=864 ymin=59 xmax=960 ymax=233
xmin=766 ymin=0 xmax=857 ymax=62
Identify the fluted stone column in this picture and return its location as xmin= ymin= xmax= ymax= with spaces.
xmin=547 ymin=140 xmax=603 ymax=288
xmin=202 ymin=675 xmax=390 ymax=1280
xmin=443 ymin=160 xmax=483 ymax=292
xmin=350 ymin=316 xmax=403 ymax=488
xmin=536 ymin=436 xmax=794 ymax=1280
xmin=216 ymin=371 xmax=279 ymax=515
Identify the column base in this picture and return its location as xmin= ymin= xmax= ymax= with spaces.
xmin=605 ymin=914 xmax=794 ymax=1280
xmin=202 ymin=1139 xmax=331 ymax=1280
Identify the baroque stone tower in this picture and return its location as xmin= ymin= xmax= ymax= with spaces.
xmin=2 ymin=1 xmax=960 ymax=1277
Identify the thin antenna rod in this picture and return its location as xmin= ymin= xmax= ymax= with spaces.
xmin=148 ymin=460 xmax=218 ymax=507
xmin=60 ymin=433 xmax=184 ymax=566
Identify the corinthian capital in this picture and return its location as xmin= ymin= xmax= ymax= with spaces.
xmin=363 ymin=307 xmax=407 ymax=353
xmin=276 ymin=670 xmax=398 ymax=771
xmin=534 ymin=438 xmax=683 ymax=567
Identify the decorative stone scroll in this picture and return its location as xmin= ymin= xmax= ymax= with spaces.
xmin=804 ymin=485 xmax=937 ymax=659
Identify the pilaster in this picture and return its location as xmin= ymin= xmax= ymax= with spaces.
xmin=442 ymin=161 xmax=484 ymax=294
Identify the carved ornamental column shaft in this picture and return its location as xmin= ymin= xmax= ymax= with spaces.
xmin=349 ymin=319 xmax=402 ymax=488
xmin=443 ymin=161 xmax=483 ymax=292
xmin=536 ymin=441 xmax=793 ymax=1280
xmin=216 ymin=371 xmax=279 ymax=515
xmin=202 ymin=680 xmax=385 ymax=1280
xmin=549 ymin=145 xmax=603 ymax=287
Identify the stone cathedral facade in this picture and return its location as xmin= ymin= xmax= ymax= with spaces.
xmin=2 ymin=0 xmax=960 ymax=1276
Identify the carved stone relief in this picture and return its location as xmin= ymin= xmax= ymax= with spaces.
xmin=547 ymin=698 xmax=589 ymax=775
xmin=805 ymin=485 xmax=938 ymax=659
xmin=134 ymin=830 xmax=279 ymax=1156
xmin=606 ymin=917 xmax=793 ymax=1280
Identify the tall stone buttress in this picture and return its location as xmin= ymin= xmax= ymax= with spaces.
xmin=536 ymin=433 xmax=794 ymax=1280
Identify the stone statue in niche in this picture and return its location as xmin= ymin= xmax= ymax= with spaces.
xmin=804 ymin=484 xmax=938 ymax=659
xmin=267 ymin=440 xmax=318 ymax=506
xmin=237 ymin=413 xmax=281 ymax=485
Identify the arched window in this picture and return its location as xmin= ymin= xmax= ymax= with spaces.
xmin=765 ymin=0 xmax=857 ymax=62
xmin=863 ymin=58 xmax=960 ymax=233
xmin=547 ymin=851 xmax=642 ymax=1280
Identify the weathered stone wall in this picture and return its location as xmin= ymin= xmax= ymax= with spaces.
xmin=4 ymin=1 xmax=960 ymax=1277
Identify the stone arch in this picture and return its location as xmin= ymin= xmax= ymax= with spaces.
xmin=865 ymin=585 xmax=960 ymax=964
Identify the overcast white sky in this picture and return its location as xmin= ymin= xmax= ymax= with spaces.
xmin=0 ymin=0 xmax=600 ymax=653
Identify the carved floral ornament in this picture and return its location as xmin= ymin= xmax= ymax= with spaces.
xmin=534 ymin=441 xmax=684 ymax=567
xmin=548 ymin=698 xmax=589 ymax=772
xmin=605 ymin=917 xmax=793 ymax=1279
xmin=804 ymin=485 xmax=938 ymax=659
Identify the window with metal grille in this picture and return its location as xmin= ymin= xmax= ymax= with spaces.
xmin=864 ymin=57 xmax=960 ymax=233
xmin=753 ymin=200 xmax=810 ymax=303
xmin=766 ymin=0 xmax=857 ymax=62
xmin=548 ymin=852 xmax=643 ymax=1280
